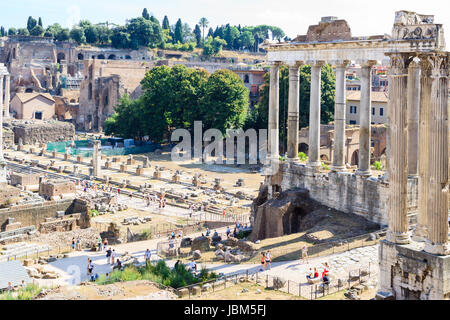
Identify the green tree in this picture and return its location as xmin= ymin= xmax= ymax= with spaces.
xmin=56 ymin=28 xmax=70 ymax=41
xmin=44 ymin=23 xmax=63 ymax=38
xmin=202 ymin=36 xmax=226 ymax=57
xmin=85 ymin=25 xmax=99 ymax=44
xmin=70 ymin=27 xmax=86 ymax=44
xmin=111 ymin=26 xmax=130 ymax=48
xmin=17 ymin=28 xmax=30 ymax=36
xmin=162 ymin=15 xmax=170 ymax=30
xmin=8 ymin=28 xmax=17 ymax=36
xmin=27 ymin=16 xmax=37 ymax=32
xmin=0 ymin=27 xmax=5 ymax=37
xmin=142 ymin=8 xmax=150 ymax=20
xmin=201 ymin=69 xmax=249 ymax=133
xmin=198 ymin=17 xmax=209 ymax=44
xmin=174 ymin=19 xmax=183 ymax=43
xmin=223 ymin=25 xmax=239 ymax=50
xmin=238 ymin=31 xmax=255 ymax=50
xmin=127 ymin=17 xmax=163 ymax=49
xmin=193 ymin=24 xmax=202 ymax=47
xmin=97 ymin=25 xmax=112 ymax=45
xmin=38 ymin=17 xmax=43 ymax=27
xmin=29 ymin=25 xmax=44 ymax=36
xmin=207 ymin=27 xmax=214 ymax=38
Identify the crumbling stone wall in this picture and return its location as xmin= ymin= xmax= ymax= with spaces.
xmin=279 ymin=163 xmax=418 ymax=226
xmin=8 ymin=119 xmax=75 ymax=144
xmin=0 ymin=198 xmax=87 ymax=231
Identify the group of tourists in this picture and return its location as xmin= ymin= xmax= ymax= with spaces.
xmin=306 ymin=262 xmax=331 ymax=284
xmin=71 ymin=237 xmax=83 ymax=251
xmin=260 ymin=251 xmax=272 ymax=271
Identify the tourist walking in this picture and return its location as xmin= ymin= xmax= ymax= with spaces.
xmin=103 ymin=238 xmax=108 ymax=251
xmin=301 ymin=245 xmax=308 ymax=264
xmin=106 ymin=247 xmax=112 ymax=263
xmin=110 ymin=249 xmax=116 ymax=265
xmin=97 ymin=237 xmax=102 ymax=251
xmin=226 ymin=226 xmax=230 ymax=238
xmin=71 ymin=238 xmax=76 ymax=251
xmin=265 ymin=251 xmax=272 ymax=270
xmin=145 ymin=249 xmax=151 ymax=265
xmin=260 ymin=252 xmax=266 ymax=271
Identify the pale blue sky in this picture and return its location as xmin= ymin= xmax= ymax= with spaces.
xmin=1 ymin=0 xmax=449 ymax=39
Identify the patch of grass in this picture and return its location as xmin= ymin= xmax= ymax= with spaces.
xmin=95 ymin=260 xmax=218 ymax=289
xmin=0 ymin=284 xmax=42 ymax=300
xmin=298 ymin=152 xmax=308 ymax=162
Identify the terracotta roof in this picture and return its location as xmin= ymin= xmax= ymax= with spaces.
xmin=14 ymin=92 xmax=55 ymax=104
xmin=346 ymin=90 xmax=388 ymax=103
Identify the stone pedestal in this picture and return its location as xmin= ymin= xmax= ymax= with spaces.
xmin=127 ymin=158 xmax=136 ymax=165
xmin=136 ymin=167 xmax=144 ymax=176
xmin=378 ymin=240 xmax=450 ymax=300
xmin=105 ymin=161 xmax=111 ymax=169
xmin=120 ymin=164 xmax=127 ymax=173
xmin=172 ymin=174 xmax=181 ymax=183
xmin=64 ymin=153 xmax=70 ymax=161
xmin=153 ymin=170 xmax=161 ymax=179
xmin=77 ymin=156 xmax=83 ymax=163
xmin=52 ymin=150 xmax=57 ymax=158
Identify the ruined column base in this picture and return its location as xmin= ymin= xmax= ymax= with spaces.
xmin=355 ymin=169 xmax=372 ymax=177
xmin=424 ymin=242 xmax=450 ymax=256
xmin=378 ymin=240 xmax=450 ymax=300
xmin=412 ymin=225 xmax=428 ymax=242
xmin=330 ymin=165 xmax=347 ymax=172
xmin=386 ymin=230 xmax=411 ymax=244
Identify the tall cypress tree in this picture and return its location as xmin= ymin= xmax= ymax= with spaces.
xmin=142 ymin=8 xmax=150 ymax=20
xmin=38 ymin=17 xmax=43 ymax=27
xmin=193 ymin=24 xmax=202 ymax=47
xmin=162 ymin=16 xmax=170 ymax=30
xmin=174 ymin=18 xmax=183 ymax=43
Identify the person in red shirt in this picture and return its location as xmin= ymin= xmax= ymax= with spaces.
xmin=322 ymin=262 xmax=330 ymax=284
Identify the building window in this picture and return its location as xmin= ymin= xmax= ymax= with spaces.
xmin=380 ymin=108 xmax=384 ymax=116
xmin=244 ymin=74 xmax=250 ymax=83
xmin=350 ymin=106 xmax=357 ymax=114
xmin=350 ymin=120 xmax=357 ymax=125
xmin=88 ymin=83 xmax=93 ymax=100
xmin=35 ymin=112 xmax=43 ymax=120
xmin=372 ymin=107 xmax=375 ymax=115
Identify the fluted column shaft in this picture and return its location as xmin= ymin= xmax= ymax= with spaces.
xmin=287 ymin=63 xmax=301 ymax=161
xmin=356 ymin=64 xmax=373 ymax=176
xmin=4 ymin=75 xmax=10 ymax=118
xmin=332 ymin=62 xmax=349 ymax=171
xmin=386 ymin=53 xmax=410 ymax=244
xmin=424 ymin=53 xmax=450 ymax=255
xmin=0 ymin=76 xmax=3 ymax=156
xmin=407 ymin=62 xmax=420 ymax=177
xmin=415 ymin=60 xmax=431 ymax=241
xmin=268 ymin=63 xmax=280 ymax=161
xmin=308 ymin=62 xmax=323 ymax=167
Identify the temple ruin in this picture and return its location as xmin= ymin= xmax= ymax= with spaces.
xmin=258 ymin=10 xmax=449 ymax=299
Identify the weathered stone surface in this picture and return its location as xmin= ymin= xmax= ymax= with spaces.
xmin=237 ymin=240 xmax=257 ymax=252
xmin=272 ymin=277 xmax=286 ymax=289
xmin=191 ymin=236 xmax=211 ymax=252
xmin=192 ymin=250 xmax=202 ymax=260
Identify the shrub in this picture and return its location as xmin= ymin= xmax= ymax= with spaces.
xmin=119 ymin=267 xmax=142 ymax=282
xmin=321 ymin=162 xmax=330 ymax=170
xmin=298 ymin=152 xmax=308 ymax=162
xmin=373 ymin=161 xmax=383 ymax=171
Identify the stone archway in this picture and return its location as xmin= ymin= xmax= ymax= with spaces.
xmin=98 ymin=54 xmax=105 ymax=59
xmin=351 ymin=150 xmax=359 ymax=166
xmin=78 ymin=53 xmax=84 ymax=60
xmin=57 ymin=52 xmax=66 ymax=63
xmin=320 ymin=154 xmax=329 ymax=161
xmin=299 ymin=143 xmax=309 ymax=153
xmin=108 ymin=54 xmax=116 ymax=60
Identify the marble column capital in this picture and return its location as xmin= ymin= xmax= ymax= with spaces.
xmin=307 ymin=60 xmax=325 ymax=67
xmin=286 ymin=61 xmax=304 ymax=68
xmin=330 ymin=60 xmax=351 ymax=68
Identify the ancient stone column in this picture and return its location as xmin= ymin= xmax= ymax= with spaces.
xmin=331 ymin=61 xmax=349 ymax=171
xmin=0 ymin=74 xmax=6 ymax=183
xmin=407 ymin=60 xmax=420 ymax=177
xmin=4 ymin=75 xmax=10 ymax=118
xmin=268 ymin=62 xmax=281 ymax=161
xmin=414 ymin=57 xmax=432 ymax=241
xmin=308 ymin=61 xmax=324 ymax=168
xmin=386 ymin=53 xmax=410 ymax=244
xmin=92 ymin=140 xmax=101 ymax=177
xmin=356 ymin=62 xmax=375 ymax=176
xmin=423 ymin=53 xmax=450 ymax=255
xmin=287 ymin=62 xmax=302 ymax=161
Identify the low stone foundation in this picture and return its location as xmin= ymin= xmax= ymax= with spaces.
xmin=279 ymin=162 xmax=418 ymax=226
xmin=7 ymin=119 xmax=75 ymax=145
xmin=378 ymin=240 xmax=450 ymax=300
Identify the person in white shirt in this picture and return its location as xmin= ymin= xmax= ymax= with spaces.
xmin=301 ymin=245 xmax=308 ymax=264
xmin=110 ymin=249 xmax=116 ymax=265
xmin=145 ymin=249 xmax=151 ymax=265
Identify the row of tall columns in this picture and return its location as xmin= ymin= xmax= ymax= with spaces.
xmin=268 ymin=60 xmax=376 ymax=174
xmin=387 ymin=52 xmax=449 ymax=255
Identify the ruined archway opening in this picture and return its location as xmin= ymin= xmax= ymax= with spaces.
xmin=299 ymin=143 xmax=309 ymax=153
xmin=351 ymin=150 xmax=359 ymax=166
xmin=282 ymin=206 xmax=308 ymax=235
